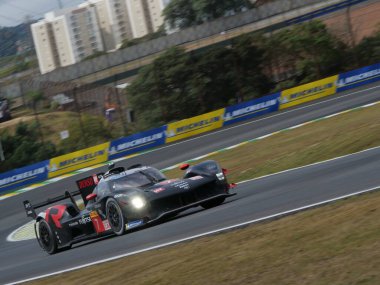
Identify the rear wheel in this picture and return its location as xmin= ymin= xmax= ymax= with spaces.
xmin=106 ymin=198 xmax=126 ymax=235
xmin=37 ymin=219 xmax=57 ymax=254
xmin=201 ymin=197 xmax=226 ymax=209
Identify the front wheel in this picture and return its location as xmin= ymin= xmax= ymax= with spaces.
xmin=106 ymin=198 xmax=126 ymax=235
xmin=37 ymin=219 xmax=57 ymax=254
xmin=200 ymin=197 xmax=226 ymax=209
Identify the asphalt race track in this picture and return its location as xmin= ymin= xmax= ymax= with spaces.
xmin=1 ymin=83 xmax=380 ymax=284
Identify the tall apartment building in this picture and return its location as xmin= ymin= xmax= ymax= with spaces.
xmin=32 ymin=5 xmax=104 ymax=73
xmin=32 ymin=0 xmax=169 ymax=74
xmin=86 ymin=0 xmax=134 ymax=50
xmin=126 ymin=0 xmax=169 ymax=38
xmin=48 ymin=6 xmax=104 ymax=65
xmin=146 ymin=0 xmax=169 ymax=32
xmin=31 ymin=20 xmax=60 ymax=74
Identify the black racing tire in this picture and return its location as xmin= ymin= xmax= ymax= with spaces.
xmin=200 ymin=197 xmax=226 ymax=209
xmin=37 ymin=219 xmax=57 ymax=254
xmin=106 ymin=198 xmax=126 ymax=235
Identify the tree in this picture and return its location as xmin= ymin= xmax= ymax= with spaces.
xmin=353 ymin=28 xmax=380 ymax=67
xmin=193 ymin=0 xmax=253 ymax=22
xmin=127 ymin=38 xmax=271 ymax=131
xmin=259 ymin=20 xmax=348 ymax=86
xmin=0 ymin=122 xmax=57 ymax=172
xmin=58 ymin=115 xmax=112 ymax=153
xmin=163 ymin=0 xmax=253 ymax=29
xmin=229 ymin=35 xmax=272 ymax=101
xmin=163 ymin=0 xmax=198 ymax=29
xmin=127 ymin=47 xmax=194 ymax=130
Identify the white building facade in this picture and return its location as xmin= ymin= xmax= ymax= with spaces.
xmin=31 ymin=0 xmax=169 ymax=74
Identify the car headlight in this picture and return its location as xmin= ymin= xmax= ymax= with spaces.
xmin=131 ymin=196 xmax=146 ymax=209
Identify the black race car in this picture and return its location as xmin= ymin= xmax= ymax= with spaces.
xmin=24 ymin=160 xmax=236 ymax=254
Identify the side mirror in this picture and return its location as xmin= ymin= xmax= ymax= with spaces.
xmin=86 ymin=193 xmax=97 ymax=201
xmin=180 ymin=163 xmax=190 ymax=170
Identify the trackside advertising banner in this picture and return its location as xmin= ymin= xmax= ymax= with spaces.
xmin=166 ymin=109 xmax=225 ymax=143
xmin=108 ymin=126 xmax=167 ymax=160
xmin=337 ymin=63 xmax=380 ymax=92
xmin=223 ymin=93 xmax=280 ymax=126
xmin=280 ymin=75 xmax=338 ymax=110
xmin=48 ymin=142 xmax=109 ymax=178
xmin=0 ymin=160 xmax=49 ymax=193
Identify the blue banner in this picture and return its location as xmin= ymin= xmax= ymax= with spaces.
xmin=108 ymin=126 xmax=167 ymax=160
xmin=223 ymin=93 xmax=280 ymax=126
xmin=337 ymin=63 xmax=380 ymax=92
xmin=0 ymin=160 xmax=49 ymax=193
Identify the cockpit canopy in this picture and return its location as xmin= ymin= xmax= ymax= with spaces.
xmin=92 ymin=167 xmax=166 ymax=199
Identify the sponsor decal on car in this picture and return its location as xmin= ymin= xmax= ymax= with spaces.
xmin=158 ymin=179 xmax=179 ymax=185
xmin=172 ymin=181 xmax=190 ymax=190
xmin=189 ymin=176 xmax=203 ymax=181
xmin=78 ymin=177 xmax=96 ymax=190
xmin=103 ymin=220 xmax=111 ymax=231
xmin=90 ymin=211 xmax=99 ymax=218
xmin=114 ymin=193 xmax=128 ymax=198
xmin=153 ymin=187 xmax=165 ymax=194
xmin=126 ymin=219 xmax=144 ymax=229
xmin=68 ymin=222 xmax=78 ymax=227
xmin=79 ymin=215 xmax=92 ymax=225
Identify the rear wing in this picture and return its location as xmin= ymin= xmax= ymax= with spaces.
xmin=76 ymin=173 xmax=103 ymax=205
xmin=23 ymin=172 xmax=104 ymax=219
xmin=23 ymin=190 xmax=81 ymax=219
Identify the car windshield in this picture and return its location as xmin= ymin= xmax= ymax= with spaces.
xmin=111 ymin=169 xmax=166 ymax=190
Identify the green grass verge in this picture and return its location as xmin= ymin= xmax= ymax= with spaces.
xmin=165 ymin=103 xmax=380 ymax=182
xmin=25 ymin=103 xmax=380 ymax=285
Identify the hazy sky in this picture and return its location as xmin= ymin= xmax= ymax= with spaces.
xmin=0 ymin=0 xmax=85 ymax=27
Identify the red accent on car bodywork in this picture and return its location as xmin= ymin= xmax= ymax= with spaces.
xmin=180 ymin=163 xmax=190 ymax=170
xmin=229 ymin=183 xmax=237 ymax=189
xmin=86 ymin=193 xmax=97 ymax=201
xmin=45 ymin=205 xmax=67 ymax=228
xmin=222 ymin=168 xmax=228 ymax=175
xmin=90 ymin=211 xmax=106 ymax=233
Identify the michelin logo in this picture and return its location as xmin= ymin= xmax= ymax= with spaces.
xmin=58 ymin=151 xmax=105 ymax=168
xmin=0 ymin=167 xmax=45 ymax=186
xmin=109 ymin=132 xmax=164 ymax=154
xmin=337 ymin=68 xmax=380 ymax=87
xmin=284 ymin=83 xmax=334 ymax=103
xmin=224 ymin=99 xmax=277 ymax=121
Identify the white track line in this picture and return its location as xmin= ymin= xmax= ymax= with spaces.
xmin=6 ymin=184 xmax=380 ymax=285
xmin=237 ymin=145 xmax=380 ymax=184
